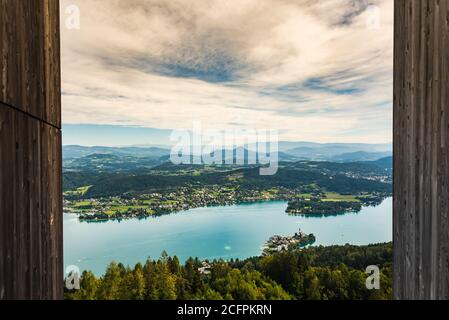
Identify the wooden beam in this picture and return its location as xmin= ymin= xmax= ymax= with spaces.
xmin=0 ymin=0 xmax=62 ymax=300
xmin=394 ymin=0 xmax=449 ymax=300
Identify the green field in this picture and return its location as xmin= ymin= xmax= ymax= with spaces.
xmin=64 ymin=185 xmax=92 ymax=197
xmin=110 ymin=205 xmax=151 ymax=213
xmin=322 ymin=192 xmax=360 ymax=202
xmin=74 ymin=200 xmax=95 ymax=209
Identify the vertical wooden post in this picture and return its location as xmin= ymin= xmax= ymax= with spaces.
xmin=0 ymin=0 xmax=63 ymax=300
xmin=394 ymin=0 xmax=449 ymax=300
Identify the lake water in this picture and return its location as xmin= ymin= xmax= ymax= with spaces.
xmin=64 ymin=198 xmax=392 ymax=275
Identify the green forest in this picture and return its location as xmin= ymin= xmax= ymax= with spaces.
xmin=65 ymin=242 xmax=392 ymax=300
xmin=63 ymin=160 xmax=392 ymax=199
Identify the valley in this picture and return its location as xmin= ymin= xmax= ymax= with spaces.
xmin=62 ymin=144 xmax=392 ymax=222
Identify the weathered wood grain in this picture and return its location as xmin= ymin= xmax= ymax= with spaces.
xmin=0 ymin=0 xmax=62 ymax=300
xmin=0 ymin=0 xmax=61 ymax=128
xmin=394 ymin=0 xmax=449 ymax=300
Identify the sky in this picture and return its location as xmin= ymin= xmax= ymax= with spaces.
xmin=60 ymin=0 xmax=393 ymax=146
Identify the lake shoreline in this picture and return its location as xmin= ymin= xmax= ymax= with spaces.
xmin=64 ymin=198 xmax=392 ymax=275
xmin=71 ymin=193 xmax=389 ymax=223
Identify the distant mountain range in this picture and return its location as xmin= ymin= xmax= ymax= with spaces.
xmin=63 ymin=145 xmax=170 ymax=159
xmin=63 ymin=142 xmax=392 ymax=169
xmin=276 ymin=141 xmax=391 ymax=153
xmin=276 ymin=142 xmax=392 ymax=161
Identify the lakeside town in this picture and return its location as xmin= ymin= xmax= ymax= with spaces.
xmin=195 ymin=229 xmax=316 ymax=276
xmin=262 ymin=229 xmax=317 ymax=256
xmin=64 ymin=184 xmax=389 ymax=222
xmin=286 ymin=198 xmax=363 ymax=216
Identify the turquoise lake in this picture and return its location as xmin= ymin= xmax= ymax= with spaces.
xmin=64 ymin=198 xmax=392 ymax=275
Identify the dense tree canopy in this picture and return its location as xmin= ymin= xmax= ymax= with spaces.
xmin=65 ymin=243 xmax=392 ymax=300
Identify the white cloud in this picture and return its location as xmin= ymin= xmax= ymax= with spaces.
xmin=60 ymin=0 xmax=393 ymax=143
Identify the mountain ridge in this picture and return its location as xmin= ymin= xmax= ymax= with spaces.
xmin=63 ymin=142 xmax=391 ymax=164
